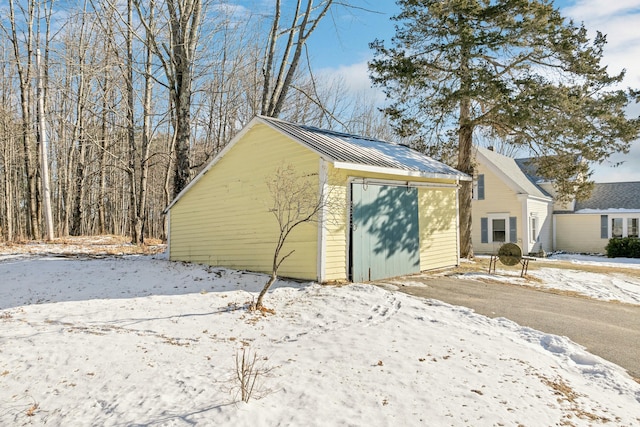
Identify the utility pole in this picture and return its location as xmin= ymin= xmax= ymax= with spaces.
xmin=36 ymin=48 xmax=54 ymax=241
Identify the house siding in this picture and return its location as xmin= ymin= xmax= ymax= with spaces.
xmin=322 ymin=167 xmax=349 ymax=281
xmin=554 ymin=214 xmax=608 ymax=254
xmin=169 ymin=123 xmax=320 ymax=280
xmin=472 ymin=163 xmax=523 ymax=254
xmin=525 ymin=198 xmax=553 ymax=254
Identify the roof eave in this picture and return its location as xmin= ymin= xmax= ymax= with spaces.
xmin=163 ymin=116 xmax=263 ymax=213
xmin=333 ymin=161 xmax=471 ymax=181
xmin=476 ymin=148 xmax=543 ymax=196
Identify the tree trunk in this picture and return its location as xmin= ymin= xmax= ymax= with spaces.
xmin=70 ymin=72 xmax=87 ymax=236
xmin=36 ymin=49 xmax=54 ymax=241
xmin=173 ymin=85 xmax=191 ymax=197
xmin=163 ymin=104 xmax=177 ymax=241
xmin=9 ymin=0 xmax=41 ymax=239
xmin=457 ymin=35 xmax=474 ymax=258
xmin=1 ymin=129 xmax=14 ymax=241
xmin=98 ymin=79 xmax=108 ymax=235
xmin=255 ymin=272 xmax=277 ymax=311
xmin=135 ymin=9 xmax=155 ymax=244
xmin=126 ymin=0 xmax=139 ymax=243
xmin=457 ymin=116 xmax=474 ymax=259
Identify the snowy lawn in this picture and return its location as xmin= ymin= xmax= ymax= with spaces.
xmin=452 ymin=254 xmax=640 ymax=306
xmin=1 ymin=241 xmax=640 ymax=426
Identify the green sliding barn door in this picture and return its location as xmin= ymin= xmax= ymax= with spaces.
xmin=351 ymin=183 xmax=420 ymax=282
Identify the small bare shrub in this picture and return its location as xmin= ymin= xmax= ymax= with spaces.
xmin=232 ymin=347 xmax=274 ymax=403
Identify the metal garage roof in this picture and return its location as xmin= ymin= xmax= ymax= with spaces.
xmin=165 ymin=116 xmax=470 ymax=212
xmin=259 ymin=116 xmax=470 ymax=180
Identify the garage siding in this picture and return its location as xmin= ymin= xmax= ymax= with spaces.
xmin=169 ymin=126 xmax=463 ymax=283
xmin=322 ymin=173 xmax=349 ymax=281
xmin=169 ymin=124 xmax=320 ymax=280
xmin=418 ymin=187 xmax=459 ymax=270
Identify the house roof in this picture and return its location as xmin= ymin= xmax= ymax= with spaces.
xmin=165 ymin=116 xmax=469 ymax=212
xmin=260 ymin=116 xmax=469 ymax=180
xmin=475 ymin=147 xmax=551 ymax=199
xmin=514 ymin=157 xmax=549 ymax=185
xmin=575 ymin=182 xmax=640 ymax=211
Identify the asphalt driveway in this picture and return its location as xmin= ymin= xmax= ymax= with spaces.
xmin=381 ymin=275 xmax=640 ymax=380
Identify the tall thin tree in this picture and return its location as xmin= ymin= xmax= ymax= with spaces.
xmin=134 ymin=0 xmax=203 ymax=198
xmin=35 ymin=48 xmax=53 ymax=240
xmin=261 ymin=0 xmax=334 ymax=118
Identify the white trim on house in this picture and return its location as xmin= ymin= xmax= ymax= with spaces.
xmin=573 ymin=209 xmax=640 ymax=214
xmin=603 ymin=213 xmax=640 ymax=239
xmin=348 ymin=177 xmax=460 ymax=189
xmin=166 ymin=210 xmax=171 ymax=257
xmin=317 ymin=158 xmax=329 ymax=283
xmin=519 ymin=194 xmax=553 ymax=204
xmin=163 ymin=117 xmax=263 ymax=213
xmin=487 ymin=213 xmax=510 ymax=244
xmin=334 ymin=163 xmax=472 ymax=182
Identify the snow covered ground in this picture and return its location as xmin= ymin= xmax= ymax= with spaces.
xmin=455 ymin=254 xmax=640 ymax=306
xmin=1 ymin=242 xmax=639 ymax=426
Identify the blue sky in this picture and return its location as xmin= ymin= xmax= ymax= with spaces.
xmin=302 ymin=0 xmax=640 ymax=183
xmin=229 ymin=0 xmax=640 ymax=182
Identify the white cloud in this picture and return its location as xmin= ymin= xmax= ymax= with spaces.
xmin=549 ymin=2 xmax=640 ymax=182
xmin=563 ymin=0 xmax=640 ymax=21
xmin=562 ymin=1 xmax=640 ymax=87
xmin=316 ymin=60 xmax=385 ymax=102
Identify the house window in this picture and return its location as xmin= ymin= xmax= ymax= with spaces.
xmin=612 ymin=218 xmax=623 ymax=238
xmin=629 ymin=218 xmax=639 ymax=238
xmin=492 ymin=218 xmax=506 ymax=242
xmin=604 ymin=216 xmax=640 ymax=239
xmin=530 ymin=216 xmax=538 ymax=242
xmin=481 ymin=214 xmax=516 ymax=244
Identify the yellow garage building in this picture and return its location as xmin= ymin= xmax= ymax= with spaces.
xmin=165 ymin=116 xmax=470 ymax=282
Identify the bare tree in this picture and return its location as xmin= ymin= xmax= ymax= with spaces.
xmin=261 ymin=0 xmax=334 ymax=118
xmin=133 ymin=0 xmax=203 ymax=198
xmin=253 ymin=163 xmax=333 ymax=311
xmin=35 ymin=49 xmax=53 ymax=240
xmin=134 ymin=2 xmax=156 ymax=244
xmin=0 ymin=0 xmax=389 ymax=244
xmin=6 ymin=0 xmax=40 ymax=239
xmin=69 ymin=0 xmax=93 ymax=236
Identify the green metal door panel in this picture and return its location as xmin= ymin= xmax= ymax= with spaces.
xmin=351 ymin=183 xmax=420 ymax=281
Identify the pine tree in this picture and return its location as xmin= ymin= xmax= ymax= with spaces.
xmin=369 ymin=0 xmax=640 ymax=257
